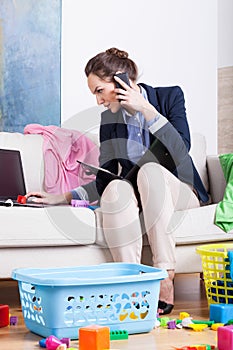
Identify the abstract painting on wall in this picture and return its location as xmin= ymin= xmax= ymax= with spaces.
xmin=0 ymin=0 xmax=61 ymax=133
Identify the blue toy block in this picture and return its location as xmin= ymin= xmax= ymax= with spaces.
xmin=39 ymin=338 xmax=46 ymax=348
xmin=210 ymin=303 xmax=233 ymax=323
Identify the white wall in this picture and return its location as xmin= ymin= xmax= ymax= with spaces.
xmin=218 ymin=0 xmax=233 ymax=68
xmin=61 ymin=0 xmax=217 ymax=153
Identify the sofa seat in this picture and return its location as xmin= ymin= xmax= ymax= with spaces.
xmin=0 ymin=206 xmax=96 ymax=247
xmin=172 ymin=204 xmax=233 ymax=245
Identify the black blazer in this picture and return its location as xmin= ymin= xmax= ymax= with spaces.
xmin=84 ymin=84 xmax=209 ymax=204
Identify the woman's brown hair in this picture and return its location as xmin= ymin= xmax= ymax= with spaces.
xmin=85 ymin=48 xmax=138 ymax=82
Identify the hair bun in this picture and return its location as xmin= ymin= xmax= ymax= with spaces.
xmin=106 ymin=47 xmax=128 ymax=59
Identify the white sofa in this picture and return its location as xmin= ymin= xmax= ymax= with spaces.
xmin=0 ymin=107 xmax=232 ymax=278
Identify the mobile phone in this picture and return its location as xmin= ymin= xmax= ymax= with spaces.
xmin=115 ymin=72 xmax=130 ymax=90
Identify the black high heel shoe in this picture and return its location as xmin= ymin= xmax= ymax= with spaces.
xmin=158 ymin=300 xmax=174 ymax=315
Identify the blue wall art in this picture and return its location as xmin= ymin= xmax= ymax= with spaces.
xmin=0 ymin=0 xmax=61 ymax=133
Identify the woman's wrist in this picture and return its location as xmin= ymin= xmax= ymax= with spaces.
xmin=64 ymin=192 xmax=72 ymax=204
xmin=141 ymin=101 xmax=159 ymax=121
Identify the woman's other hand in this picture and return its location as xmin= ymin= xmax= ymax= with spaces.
xmin=25 ymin=191 xmax=72 ymax=205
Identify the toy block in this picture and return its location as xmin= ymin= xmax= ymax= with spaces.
xmin=110 ymin=330 xmax=128 ymax=340
xmin=17 ymin=195 xmax=26 ymax=204
xmin=45 ymin=335 xmax=63 ymax=350
xmin=225 ymin=318 xmax=233 ymax=325
xmin=191 ymin=320 xmax=214 ymax=327
xmin=210 ymin=303 xmax=233 ymax=323
xmin=175 ymin=346 xmax=214 ymax=350
xmin=39 ymin=338 xmax=46 ymax=348
xmin=0 ymin=304 xmax=9 ymax=327
xmin=40 ymin=336 xmax=70 ymax=348
xmin=211 ymin=323 xmax=224 ymax=331
xmin=79 ymin=325 xmax=110 ymax=350
xmin=188 ymin=324 xmax=208 ymax=331
xmin=179 ymin=312 xmax=190 ymax=319
xmin=71 ymin=199 xmax=89 ymax=207
xmin=56 ymin=345 xmax=67 ymax=350
xmin=167 ymin=320 xmax=176 ymax=329
xmin=218 ymin=324 xmax=233 ymax=350
xmin=191 ymin=346 xmax=211 ymax=350
xmin=177 ymin=319 xmax=213 ymax=326
xmin=181 ymin=317 xmax=194 ymax=327
xmin=9 ymin=315 xmax=18 ymax=325
xmin=159 ymin=316 xmax=170 ymax=326
xmin=60 ymin=338 xmax=70 ymax=347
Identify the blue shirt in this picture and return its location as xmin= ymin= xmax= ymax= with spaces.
xmin=122 ymin=86 xmax=152 ymax=164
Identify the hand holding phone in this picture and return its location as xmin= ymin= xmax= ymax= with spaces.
xmin=114 ymin=72 xmax=130 ymax=89
xmin=114 ymin=72 xmax=130 ymax=102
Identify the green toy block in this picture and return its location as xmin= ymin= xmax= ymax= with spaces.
xmin=110 ymin=330 xmax=128 ymax=340
xmin=226 ymin=319 xmax=233 ymax=325
xmin=176 ymin=319 xmax=214 ymax=326
xmin=192 ymin=320 xmax=214 ymax=326
xmin=159 ymin=317 xmax=170 ymax=327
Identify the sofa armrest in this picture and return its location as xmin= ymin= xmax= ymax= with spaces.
xmin=207 ymin=155 xmax=226 ymax=203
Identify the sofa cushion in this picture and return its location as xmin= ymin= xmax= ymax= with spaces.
xmin=0 ymin=132 xmax=44 ymax=192
xmin=0 ymin=206 xmax=96 ymax=247
xmin=166 ymin=204 xmax=233 ymax=245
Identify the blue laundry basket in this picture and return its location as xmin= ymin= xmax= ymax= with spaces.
xmin=12 ymin=263 xmax=167 ymax=339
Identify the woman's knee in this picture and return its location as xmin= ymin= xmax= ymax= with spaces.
xmin=101 ymin=179 xmax=136 ymax=213
xmin=137 ymin=163 xmax=167 ymax=188
xmin=138 ymin=162 xmax=166 ymax=179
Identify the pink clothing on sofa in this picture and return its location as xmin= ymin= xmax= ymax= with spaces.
xmin=24 ymin=124 xmax=99 ymax=194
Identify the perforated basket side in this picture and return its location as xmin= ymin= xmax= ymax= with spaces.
xmin=196 ymin=244 xmax=233 ymax=306
xmin=17 ymin=277 xmax=160 ymax=339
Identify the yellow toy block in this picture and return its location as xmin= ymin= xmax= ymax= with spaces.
xmin=211 ymin=322 xmax=224 ymax=331
xmin=179 ymin=312 xmax=190 ymax=320
xmin=188 ymin=324 xmax=208 ymax=331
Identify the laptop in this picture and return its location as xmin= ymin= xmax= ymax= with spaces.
xmin=0 ymin=149 xmax=47 ymax=208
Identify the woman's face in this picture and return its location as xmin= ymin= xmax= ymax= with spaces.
xmin=87 ymin=73 xmax=121 ymax=113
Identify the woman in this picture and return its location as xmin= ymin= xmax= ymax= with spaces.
xmin=26 ymin=48 xmax=209 ymax=315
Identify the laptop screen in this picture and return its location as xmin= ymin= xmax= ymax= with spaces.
xmin=0 ymin=149 xmax=26 ymax=200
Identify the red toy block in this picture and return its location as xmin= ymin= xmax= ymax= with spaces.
xmin=17 ymin=195 xmax=26 ymax=204
xmin=0 ymin=304 xmax=9 ymax=327
xmin=79 ymin=325 xmax=110 ymax=350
